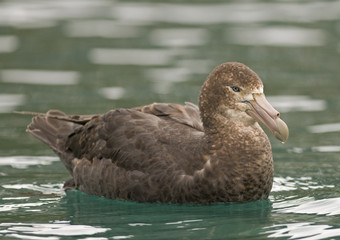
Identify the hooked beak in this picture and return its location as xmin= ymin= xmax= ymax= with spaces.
xmin=246 ymin=93 xmax=289 ymax=143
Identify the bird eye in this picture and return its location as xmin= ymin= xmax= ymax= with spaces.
xmin=230 ymin=86 xmax=240 ymax=92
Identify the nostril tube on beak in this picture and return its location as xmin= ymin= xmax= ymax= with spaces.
xmin=253 ymin=93 xmax=280 ymax=119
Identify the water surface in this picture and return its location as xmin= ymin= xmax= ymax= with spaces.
xmin=1 ymin=0 xmax=340 ymax=239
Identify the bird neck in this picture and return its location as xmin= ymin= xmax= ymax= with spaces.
xmin=202 ymin=116 xmax=272 ymax=166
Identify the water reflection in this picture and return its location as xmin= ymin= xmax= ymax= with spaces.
xmin=0 ymin=94 xmax=25 ymax=113
xmin=0 ymin=70 xmax=80 ymax=85
xmin=98 ymin=87 xmax=126 ymax=100
xmin=176 ymin=59 xmax=211 ymax=74
xmin=61 ymin=191 xmax=273 ymax=239
xmin=2 ymin=0 xmax=340 ymax=29
xmin=1 ymin=0 xmax=340 ymax=29
xmin=112 ymin=235 xmax=134 ymax=239
xmin=272 ymin=176 xmax=334 ymax=192
xmin=268 ymin=197 xmax=340 ymax=239
xmin=0 ymin=156 xmax=58 ymax=168
xmin=312 ymin=146 xmax=340 ymax=152
xmin=2 ymin=183 xmax=64 ymax=195
xmin=88 ymin=48 xmax=182 ymax=66
xmin=226 ymin=27 xmax=326 ymax=47
xmin=0 ymin=35 xmax=19 ymax=53
xmin=145 ymin=68 xmax=190 ymax=94
xmin=0 ymin=221 xmax=109 ymax=237
xmin=5 ymin=233 xmax=58 ymax=240
xmin=64 ymin=20 xmax=141 ymax=38
xmin=1 ymin=0 xmax=340 ymax=239
xmin=150 ymin=28 xmax=209 ymax=47
xmin=265 ymin=222 xmax=340 ymax=240
xmin=279 ymin=197 xmax=340 ymax=216
xmin=0 ymin=0 xmax=110 ymax=29
xmin=113 ymin=2 xmax=340 ymax=24
xmin=0 ymin=201 xmax=50 ymax=212
xmin=267 ymin=96 xmax=327 ymax=112
xmin=308 ymin=123 xmax=340 ymax=133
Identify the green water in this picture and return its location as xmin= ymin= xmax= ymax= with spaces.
xmin=1 ymin=0 xmax=340 ymax=239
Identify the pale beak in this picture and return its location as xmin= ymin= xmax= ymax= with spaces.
xmin=246 ymin=93 xmax=289 ymax=143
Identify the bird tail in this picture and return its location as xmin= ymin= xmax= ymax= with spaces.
xmin=19 ymin=110 xmax=83 ymax=174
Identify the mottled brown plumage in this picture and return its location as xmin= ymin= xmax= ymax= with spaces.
xmin=24 ymin=62 xmax=288 ymax=203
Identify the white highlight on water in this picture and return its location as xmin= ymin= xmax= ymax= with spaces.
xmin=0 ymin=156 xmax=59 ymax=169
xmin=150 ymin=28 xmax=209 ymax=47
xmin=0 ymin=222 xmax=109 ymax=236
xmin=88 ymin=48 xmax=178 ymax=66
xmin=0 ymin=94 xmax=25 ymax=113
xmin=0 ymin=70 xmax=80 ymax=85
xmin=0 ymin=36 xmax=19 ymax=53
xmin=308 ymin=123 xmax=340 ymax=133
xmin=64 ymin=20 xmax=141 ymax=38
xmin=267 ymin=95 xmax=326 ymax=112
xmin=98 ymin=87 xmax=125 ymax=100
xmin=226 ymin=27 xmax=326 ymax=47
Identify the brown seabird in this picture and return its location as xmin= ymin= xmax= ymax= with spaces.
xmin=23 ymin=62 xmax=289 ymax=203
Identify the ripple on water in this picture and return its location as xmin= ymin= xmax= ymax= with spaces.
xmin=0 ymin=35 xmax=19 ymax=53
xmin=112 ymin=236 xmax=134 ymax=239
xmin=149 ymin=28 xmax=209 ymax=47
xmin=311 ymin=146 xmax=340 ymax=153
xmin=0 ymin=221 xmax=109 ymax=238
xmin=267 ymin=196 xmax=340 ymax=239
xmin=145 ymin=67 xmax=191 ymax=94
xmin=0 ymin=156 xmax=59 ymax=169
xmin=308 ymin=123 xmax=340 ymax=133
xmin=278 ymin=197 xmax=340 ymax=216
xmin=272 ymin=176 xmax=334 ymax=192
xmin=2 ymin=183 xmax=64 ymax=195
xmin=113 ymin=2 xmax=340 ymax=24
xmin=88 ymin=48 xmax=179 ymax=66
xmin=0 ymin=94 xmax=25 ymax=113
xmin=64 ymin=20 xmax=141 ymax=39
xmin=226 ymin=27 xmax=326 ymax=47
xmin=98 ymin=87 xmax=126 ymax=100
xmin=264 ymin=222 xmax=340 ymax=240
xmin=0 ymin=69 xmax=80 ymax=85
xmin=266 ymin=95 xmax=327 ymax=113
xmin=0 ymin=184 xmax=63 ymax=212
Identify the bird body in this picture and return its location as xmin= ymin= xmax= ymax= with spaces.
xmin=24 ymin=62 xmax=288 ymax=203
